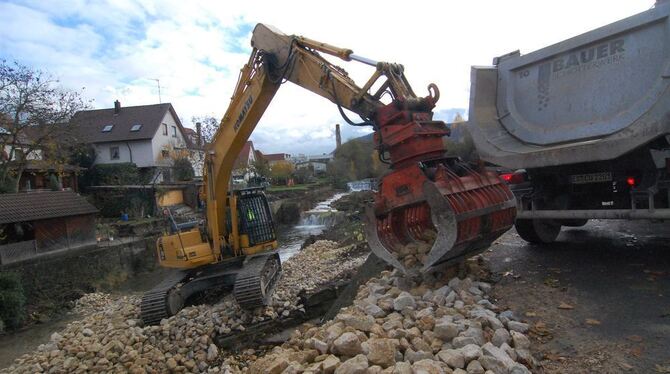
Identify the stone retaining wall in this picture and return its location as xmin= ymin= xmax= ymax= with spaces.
xmin=0 ymin=237 xmax=157 ymax=319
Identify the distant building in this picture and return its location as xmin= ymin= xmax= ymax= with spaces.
xmin=295 ymin=160 xmax=328 ymax=174
xmin=2 ymin=125 xmax=82 ymax=193
xmin=264 ymin=153 xmax=291 ymax=167
xmin=0 ymin=191 xmax=98 ymax=264
xmin=307 ymin=153 xmax=334 ymax=163
xmin=70 ymin=101 xmax=191 ymax=181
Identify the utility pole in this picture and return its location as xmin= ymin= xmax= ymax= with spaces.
xmin=151 ymin=78 xmax=162 ymax=103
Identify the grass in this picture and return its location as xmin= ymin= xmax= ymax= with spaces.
xmin=267 ymin=179 xmax=330 ymax=192
xmin=267 ymin=184 xmax=313 ymax=192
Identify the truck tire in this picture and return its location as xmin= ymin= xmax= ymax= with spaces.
xmin=515 ymin=219 xmax=561 ymax=244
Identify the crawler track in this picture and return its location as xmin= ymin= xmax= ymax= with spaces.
xmin=140 ymin=270 xmax=188 ymax=326
xmin=234 ymin=253 xmax=282 ymax=309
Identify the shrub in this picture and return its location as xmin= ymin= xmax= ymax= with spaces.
xmin=0 ymin=272 xmax=26 ymax=329
xmin=173 ymin=158 xmax=195 ymax=181
xmin=0 ymin=175 xmax=17 ymax=194
xmin=87 ymin=163 xmax=140 ymax=186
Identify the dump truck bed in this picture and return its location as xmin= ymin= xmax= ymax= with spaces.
xmin=468 ymin=1 xmax=670 ymax=169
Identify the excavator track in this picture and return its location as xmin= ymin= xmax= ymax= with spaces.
xmin=140 ymin=270 xmax=188 ymax=326
xmin=233 ymin=253 xmax=281 ymax=310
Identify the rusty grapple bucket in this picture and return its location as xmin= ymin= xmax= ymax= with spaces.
xmin=365 ymin=89 xmax=516 ymax=273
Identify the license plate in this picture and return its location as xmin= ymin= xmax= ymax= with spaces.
xmin=570 ymin=172 xmax=612 ymax=184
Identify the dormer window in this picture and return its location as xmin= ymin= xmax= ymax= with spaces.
xmin=102 ymin=124 xmax=114 ymax=132
xmin=130 ymin=124 xmax=142 ymax=132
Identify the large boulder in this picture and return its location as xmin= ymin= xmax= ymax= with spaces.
xmin=333 ymin=332 xmax=363 ymax=356
xmin=334 ymin=354 xmax=369 ymax=374
xmin=366 ymin=338 xmax=398 ymax=368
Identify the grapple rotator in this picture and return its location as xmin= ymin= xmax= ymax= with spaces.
xmin=364 ymin=84 xmax=516 ymax=273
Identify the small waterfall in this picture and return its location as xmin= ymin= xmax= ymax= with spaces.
xmin=298 ymin=212 xmax=337 ymax=227
xmin=296 ymin=192 xmax=347 ymax=227
xmin=277 ymin=192 xmax=347 ymax=261
xmin=347 ymin=178 xmax=377 ymax=192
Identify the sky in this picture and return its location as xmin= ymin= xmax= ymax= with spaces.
xmin=0 ymin=0 xmax=651 ymax=155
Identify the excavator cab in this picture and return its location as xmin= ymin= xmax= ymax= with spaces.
xmin=235 ymin=188 xmax=276 ymax=251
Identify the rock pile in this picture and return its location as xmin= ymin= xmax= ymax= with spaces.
xmin=71 ymin=292 xmax=114 ymax=315
xmin=0 ymin=240 xmax=368 ymax=374
xmin=274 ymin=240 xmax=367 ymax=306
xmin=237 ymin=257 xmax=536 ymax=374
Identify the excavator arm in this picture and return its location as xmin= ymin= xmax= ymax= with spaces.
xmin=204 ymin=23 xmax=516 ymax=273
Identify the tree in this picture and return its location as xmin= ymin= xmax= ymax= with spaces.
xmin=293 ymin=166 xmax=313 ymax=185
xmin=252 ymin=156 xmax=270 ymax=179
xmin=173 ymin=158 xmax=195 ymax=181
xmin=270 ymin=160 xmax=294 ymax=185
xmin=158 ymin=142 xmax=194 ymax=182
xmin=190 ymin=115 xmax=219 ymax=145
xmin=0 ymin=60 xmax=89 ymax=193
xmin=327 ymin=138 xmax=387 ymax=188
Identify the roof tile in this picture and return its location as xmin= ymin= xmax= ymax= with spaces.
xmin=0 ymin=191 xmax=98 ymax=224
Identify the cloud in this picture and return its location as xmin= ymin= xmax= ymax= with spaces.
xmin=0 ymin=0 xmax=651 ymax=155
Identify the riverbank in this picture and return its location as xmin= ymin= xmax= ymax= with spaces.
xmin=0 ymin=186 xmax=355 ymax=368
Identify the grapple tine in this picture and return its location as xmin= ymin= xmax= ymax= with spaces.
xmin=422 ymin=181 xmax=458 ymax=272
xmin=364 ymin=206 xmax=408 ymax=274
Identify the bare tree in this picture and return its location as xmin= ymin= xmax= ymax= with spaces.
xmin=0 ymin=60 xmax=89 ymax=192
xmin=190 ymin=115 xmax=219 ymax=145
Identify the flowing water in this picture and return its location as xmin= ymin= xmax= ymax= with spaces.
xmin=276 ymin=192 xmax=348 ymax=261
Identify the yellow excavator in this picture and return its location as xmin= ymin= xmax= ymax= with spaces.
xmin=140 ymin=24 xmax=516 ymax=325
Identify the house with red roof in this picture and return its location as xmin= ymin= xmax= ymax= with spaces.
xmin=263 ymin=153 xmax=291 ymax=167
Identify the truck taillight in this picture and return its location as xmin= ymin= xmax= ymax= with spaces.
xmin=626 ymin=177 xmax=636 ymax=187
xmin=501 ymin=172 xmax=525 ymax=184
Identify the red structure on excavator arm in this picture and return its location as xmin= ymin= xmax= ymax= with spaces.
xmin=366 ymin=88 xmax=516 ymax=273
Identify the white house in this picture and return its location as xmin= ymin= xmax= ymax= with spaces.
xmin=232 ymin=141 xmax=257 ymax=183
xmin=71 ymin=101 xmax=192 ymax=179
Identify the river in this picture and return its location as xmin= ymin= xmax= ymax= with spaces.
xmin=276 ymin=191 xmax=348 ymax=261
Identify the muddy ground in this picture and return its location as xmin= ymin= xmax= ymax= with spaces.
xmin=486 ymin=220 xmax=670 ymax=373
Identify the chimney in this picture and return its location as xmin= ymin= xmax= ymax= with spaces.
xmin=114 ymin=100 xmax=121 ymax=114
xmin=195 ymin=122 xmax=202 ymax=147
xmin=335 ymin=123 xmax=342 ymax=149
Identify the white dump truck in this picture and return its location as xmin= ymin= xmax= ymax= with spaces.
xmin=468 ymin=0 xmax=670 ymax=243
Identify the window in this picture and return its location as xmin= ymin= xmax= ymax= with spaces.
xmin=102 ymin=124 xmax=114 ymax=132
xmin=130 ymin=124 xmax=142 ymax=132
xmin=162 ymin=124 xmax=168 ymax=135
xmin=161 ymin=150 xmax=169 ymax=158
xmin=171 ymin=126 xmax=177 ymax=137
xmin=110 ymin=146 xmax=120 ymax=160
